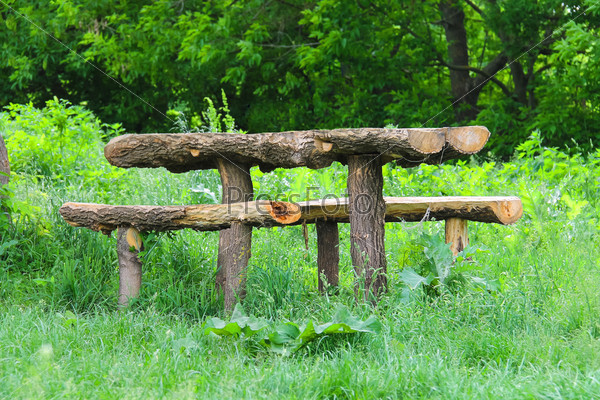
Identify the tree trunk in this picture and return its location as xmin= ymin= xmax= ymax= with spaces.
xmin=347 ymin=155 xmax=387 ymax=301
xmin=316 ymin=220 xmax=339 ymax=293
xmin=510 ymin=62 xmax=528 ymax=105
xmin=439 ymin=0 xmax=479 ymax=121
xmin=117 ymin=227 xmax=143 ymax=307
xmin=216 ymin=159 xmax=254 ymax=312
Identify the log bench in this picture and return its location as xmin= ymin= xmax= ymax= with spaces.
xmin=60 ymin=196 xmax=522 ymax=306
xmin=60 ymin=125 xmax=523 ymax=309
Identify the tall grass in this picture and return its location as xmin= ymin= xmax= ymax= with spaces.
xmin=1 ymin=102 xmax=600 ymax=398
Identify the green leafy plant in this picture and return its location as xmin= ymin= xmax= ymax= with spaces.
xmin=204 ymin=304 xmax=381 ymax=355
xmin=400 ymin=233 xmax=495 ymax=300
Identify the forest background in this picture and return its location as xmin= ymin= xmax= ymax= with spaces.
xmin=2 ymin=0 xmax=600 ymax=155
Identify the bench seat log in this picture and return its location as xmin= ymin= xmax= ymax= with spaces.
xmin=60 ymin=196 xmax=521 ymax=304
xmin=59 ymin=200 xmax=302 ymax=234
xmin=104 ymin=127 xmax=490 ymax=173
xmin=298 ymin=196 xmax=523 ymax=226
xmin=60 ymin=196 xmax=522 ymax=234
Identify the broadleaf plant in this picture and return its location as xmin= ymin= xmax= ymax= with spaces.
xmin=204 ymin=305 xmax=381 ymax=356
xmin=400 ymin=233 xmax=496 ymax=297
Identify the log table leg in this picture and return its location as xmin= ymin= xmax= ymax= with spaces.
xmin=316 ymin=220 xmax=339 ymax=293
xmin=117 ymin=227 xmax=143 ymax=308
xmin=445 ymin=217 xmax=469 ymax=256
xmin=216 ymin=159 xmax=253 ymax=312
xmin=347 ymin=154 xmax=387 ymax=301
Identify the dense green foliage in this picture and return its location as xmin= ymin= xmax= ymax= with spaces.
xmin=1 ymin=0 xmax=600 ymax=155
xmin=1 ymin=97 xmax=600 ymax=398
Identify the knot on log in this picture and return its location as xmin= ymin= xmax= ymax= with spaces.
xmin=266 ymin=201 xmax=301 ymax=224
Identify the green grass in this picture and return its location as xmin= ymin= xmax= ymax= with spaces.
xmin=1 ymin=104 xmax=600 ymax=398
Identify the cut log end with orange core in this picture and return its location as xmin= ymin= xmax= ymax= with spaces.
xmin=267 ymin=201 xmax=301 ymax=224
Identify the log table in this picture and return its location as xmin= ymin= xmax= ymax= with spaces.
xmin=61 ymin=126 xmax=522 ymax=310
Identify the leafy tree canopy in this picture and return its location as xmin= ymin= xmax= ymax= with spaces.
xmin=1 ymin=0 xmax=599 ymax=155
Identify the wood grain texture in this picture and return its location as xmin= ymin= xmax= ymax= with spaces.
xmin=104 ymin=126 xmax=490 ymax=172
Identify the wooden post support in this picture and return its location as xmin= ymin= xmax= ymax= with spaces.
xmin=117 ymin=227 xmax=143 ymax=307
xmin=216 ymin=159 xmax=253 ymax=312
xmin=445 ymin=217 xmax=469 ymax=256
xmin=316 ymin=220 xmax=339 ymax=293
xmin=347 ymin=154 xmax=387 ymax=301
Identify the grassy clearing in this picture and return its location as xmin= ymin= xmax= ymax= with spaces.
xmin=1 ymin=102 xmax=600 ymax=398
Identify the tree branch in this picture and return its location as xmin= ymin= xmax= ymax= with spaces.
xmin=534 ymin=64 xmax=552 ymax=76
xmin=463 ymin=0 xmax=484 ymax=16
xmin=441 ymin=60 xmax=511 ymax=96
xmin=473 ymin=52 xmax=509 ymax=93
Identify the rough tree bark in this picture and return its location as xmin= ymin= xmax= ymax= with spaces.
xmin=117 ymin=227 xmax=143 ymax=307
xmin=216 ymin=159 xmax=254 ymax=312
xmin=104 ymin=127 xmax=491 ymax=172
xmin=347 ymin=155 xmax=387 ymax=301
xmin=316 ymin=220 xmax=339 ymax=293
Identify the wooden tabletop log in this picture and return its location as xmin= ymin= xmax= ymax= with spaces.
xmin=60 ymin=196 xmax=521 ymax=234
xmin=104 ymin=127 xmax=490 ymax=173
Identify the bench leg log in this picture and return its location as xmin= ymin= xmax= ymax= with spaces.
xmin=216 ymin=159 xmax=254 ymax=312
xmin=445 ymin=217 xmax=469 ymax=256
xmin=316 ymin=220 xmax=339 ymax=293
xmin=347 ymin=154 xmax=387 ymax=301
xmin=117 ymin=227 xmax=143 ymax=308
